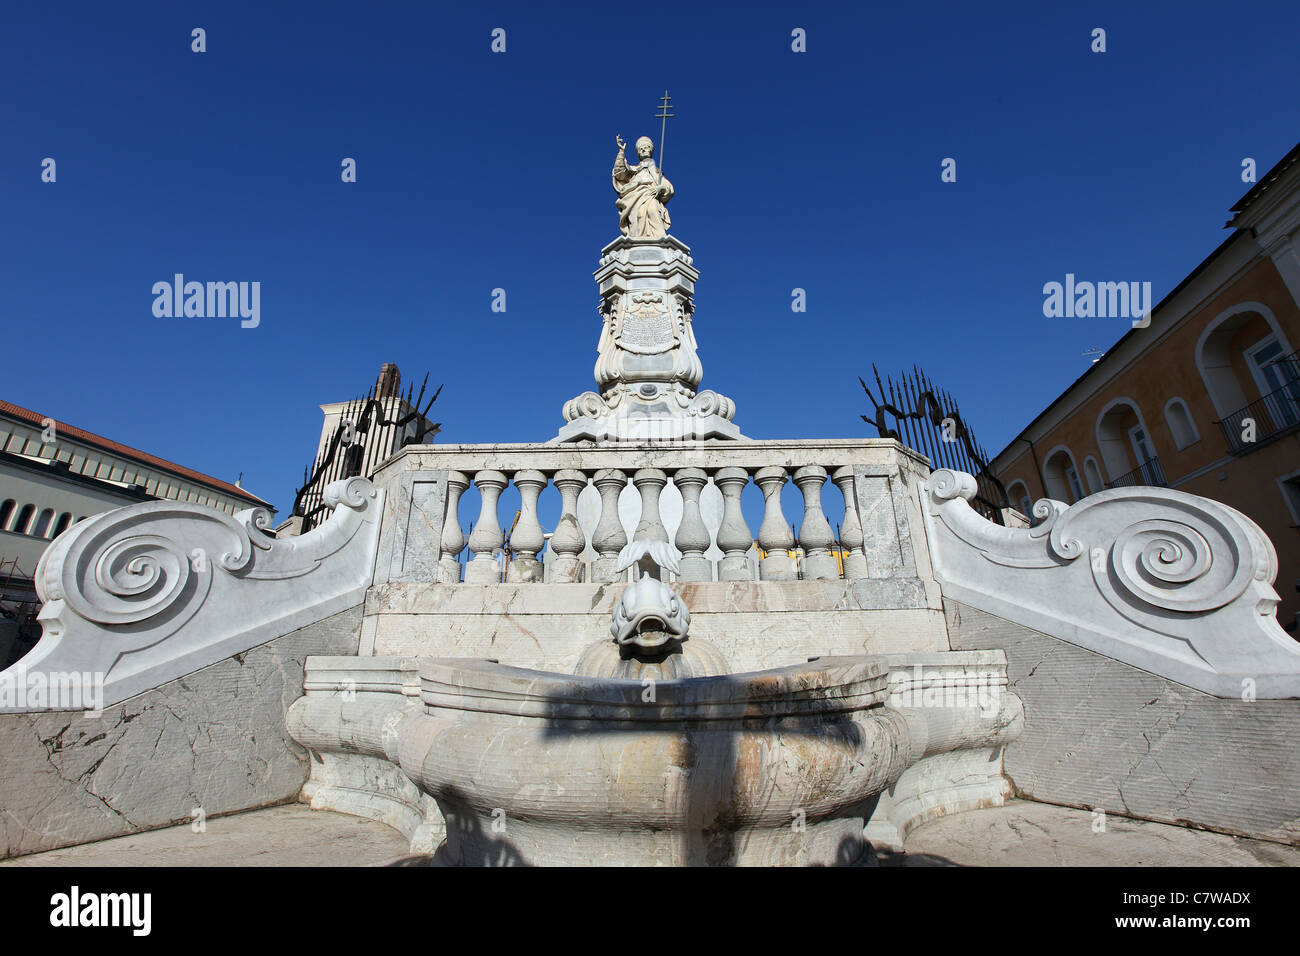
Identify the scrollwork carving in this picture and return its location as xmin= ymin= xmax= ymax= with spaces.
xmin=5 ymin=478 xmax=384 ymax=710
xmin=922 ymin=469 xmax=1300 ymax=698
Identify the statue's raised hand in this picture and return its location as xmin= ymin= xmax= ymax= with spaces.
xmin=615 ymin=135 xmax=626 ymax=151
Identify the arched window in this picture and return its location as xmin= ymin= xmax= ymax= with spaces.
xmin=12 ymin=504 xmax=35 ymax=535
xmin=0 ymin=499 xmax=14 ymax=530
xmin=1196 ymin=302 xmax=1294 ymax=417
xmin=1042 ymin=447 xmax=1083 ymax=503
xmin=32 ymin=509 xmax=54 ymax=538
xmin=52 ymin=513 xmax=73 ymax=537
xmin=1164 ymin=398 xmax=1200 ymax=450
xmin=1004 ymin=480 xmax=1032 ymax=518
xmin=1095 ymin=398 xmax=1161 ymax=485
xmin=1083 ymin=457 xmax=1105 ymax=494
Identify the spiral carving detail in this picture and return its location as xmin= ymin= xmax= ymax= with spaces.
xmin=688 ymin=390 xmax=735 ymax=421
xmin=323 ymin=476 xmax=374 ymax=511
xmin=563 ymin=391 xmax=609 ymax=422
xmin=928 ymin=469 xmax=978 ymax=502
xmin=1101 ymin=516 xmax=1244 ymax=614
xmin=52 ymin=508 xmax=253 ymax=626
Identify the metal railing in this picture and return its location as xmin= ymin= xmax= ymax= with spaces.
xmin=1108 ymin=456 xmax=1168 ymax=489
xmin=1217 ymin=371 xmax=1300 ymax=455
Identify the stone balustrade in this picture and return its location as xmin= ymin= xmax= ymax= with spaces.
xmin=370 ymin=439 xmax=931 ymax=587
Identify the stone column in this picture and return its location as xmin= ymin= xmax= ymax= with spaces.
xmin=550 ymin=469 xmax=588 ymax=583
xmin=794 ymin=465 xmax=838 ymax=580
xmin=591 ymin=469 xmax=628 ymax=582
xmin=464 ymin=470 xmax=508 ymax=584
xmin=506 ymin=470 xmax=547 ymax=583
xmin=438 ymin=471 xmax=469 ymax=584
xmin=832 ymin=465 xmax=868 ymax=580
xmin=632 ymin=468 xmax=669 ymax=543
xmin=714 ymin=466 xmax=753 ymax=581
xmin=673 ymin=467 xmax=712 ymax=582
xmin=755 ymin=466 xmax=796 ymax=581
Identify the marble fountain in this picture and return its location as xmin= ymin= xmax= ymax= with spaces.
xmin=3 ymin=132 xmax=1299 ymax=866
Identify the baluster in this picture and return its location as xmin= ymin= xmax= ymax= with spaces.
xmin=832 ymin=465 xmax=868 ymax=579
xmin=632 ymin=468 xmax=669 ymax=543
xmin=673 ymin=468 xmax=712 ymax=582
xmin=793 ymin=465 xmax=837 ymax=579
xmin=507 ymin=470 xmax=547 ymax=583
xmin=591 ymin=469 xmax=628 ymax=582
xmin=464 ymin=470 xmax=508 ymax=583
xmin=438 ymin=471 xmax=470 ymax=583
xmin=714 ymin=466 xmax=753 ymax=581
xmin=550 ymin=469 xmax=588 ymax=583
xmin=755 ymin=466 xmax=796 ymax=581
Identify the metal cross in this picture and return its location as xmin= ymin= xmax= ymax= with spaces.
xmin=654 ymin=90 xmax=674 ymax=184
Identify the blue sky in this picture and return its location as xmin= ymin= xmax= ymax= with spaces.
xmin=3 ymin=0 xmax=1297 ymax=516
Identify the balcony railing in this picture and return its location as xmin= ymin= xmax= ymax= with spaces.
xmin=1107 ymin=456 xmax=1167 ymax=489
xmin=1217 ymin=374 xmax=1300 ymax=455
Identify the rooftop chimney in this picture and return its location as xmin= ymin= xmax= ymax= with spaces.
xmin=375 ymin=363 xmax=401 ymax=399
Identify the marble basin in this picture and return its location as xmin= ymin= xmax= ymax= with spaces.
xmin=396 ymin=656 xmax=914 ymax=866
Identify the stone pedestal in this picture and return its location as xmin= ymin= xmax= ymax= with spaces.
xmin=555 ymin=236 xmax=742 ymax=443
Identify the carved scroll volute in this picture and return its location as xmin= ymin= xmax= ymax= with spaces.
xmin=11 ymin=477 xmax=383 ymax=709
xmin=923 ymin=468 xmax=1300 ymax=698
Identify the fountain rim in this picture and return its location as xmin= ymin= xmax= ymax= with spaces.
xmin=417 ymin=655 xmax=890 ymax=722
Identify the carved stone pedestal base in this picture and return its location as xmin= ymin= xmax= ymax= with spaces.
xmin=555 ymin=236 xmax=742 ymax=444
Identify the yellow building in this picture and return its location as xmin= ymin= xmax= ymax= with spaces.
xmin=990 ymin=142 xmax=1300 ymax=629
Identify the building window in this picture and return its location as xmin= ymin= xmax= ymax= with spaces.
xmin=53 ymin=513 xmax=72 ymax=536
xmin=1164 ymin=398 xmax=1200 ymax=450
xmin=1042 ymin=447 xmax=1082 ymax=503
xmin=1096 ymin=399 xmax=1154 ymax=485
xmin=1083 ymin=457 xmax=1104 ymax=495
xmin=1128 ymin=425 xmax=1161 ymax=485
xmin=1279 ymin=471 xmax=1300 ymax=529
xmin=32 ymin=509 xmax=54 ymax=538
xmin=12 ymin=504 xmax=35 ymax=535
xmin=0 ymin=499 xmax=13 ymax=530
xmin=1246 ymin=336 xmax=1300 ymax=430
xmin=1066 ymin=465 xmax=1085 ymax=501
xmin=1198 ymin=305 xmax=1272 ymax=414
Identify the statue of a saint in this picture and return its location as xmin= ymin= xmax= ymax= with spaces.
xmin=612 ymin=135 xmax=673 ymax=238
